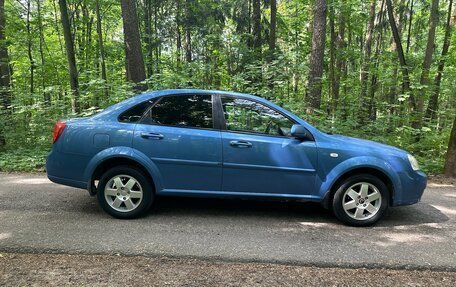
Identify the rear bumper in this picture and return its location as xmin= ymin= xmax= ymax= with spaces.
xmin=46 ymin=149 xmax=88 ymax=190
xmin=393 ymin=170 xmax=427 ymax=206
xmin=47 ymin=174 xmax=86 ymax=189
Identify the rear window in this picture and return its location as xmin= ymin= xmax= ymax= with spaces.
xmin=118 ymin=100 xmax=154 ymax=123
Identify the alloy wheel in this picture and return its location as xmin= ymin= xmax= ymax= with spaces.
xmin=104 ymin=175 xmax=143 ymax=212
xmin=342 ymin=182 xmax=382 ymax=221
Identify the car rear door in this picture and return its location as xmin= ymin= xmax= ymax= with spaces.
xmin=132 ymin=93 xmax=222 ymax=193
xmin=218 ymin=95 xmax=318 ymax=196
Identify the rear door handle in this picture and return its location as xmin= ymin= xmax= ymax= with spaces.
xmin=141 ymin=132 xmax=164 ymax=140
xmin=229 ymin=140 xmax=252 ymax=148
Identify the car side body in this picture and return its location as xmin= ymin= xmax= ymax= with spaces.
xmin=46 ymin=89 xmax=427 ymax=226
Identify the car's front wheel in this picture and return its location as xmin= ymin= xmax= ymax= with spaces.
xmin=332 ymin=174 xmax=389 ymax=227
xmin=97 ymin=166 xmax=154 ymax=219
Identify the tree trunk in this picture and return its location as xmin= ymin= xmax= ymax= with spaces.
xmin=425 ymin=0 xmax=453 ymax=122
xmin=368 ymin=0 xmax=386 ymax=121
xmin=268 ymin=0 xmax=277 ymax=54
xmin=0 ymin=0 xmax=11 ymax=149
xmin=184 ymin=0 xmax=192 ymax=63
xmin=26 ymin=0 xmax=35 ymax=96
xmin=328 ymin=1 xmax=335 ymax=114
xmin=359 ymin=0 xmax=376 ymax=123
xmin=144 ymin=0 xmax=153 ymax=77
xmin=96 ymin=0 xmax=108 ymax=102
xmin=252 ymin=0 xmax=261 ymax=56
xmin=176 ymin=0 xmax=182 ymax=66
xmin=52 ymin=0 xmax=64 ymax=55
xmin=154 ymin=1 xmax=159 ymax=73
xmin=412 ymin=0 xmax=439 ymax=131
xmin=185 ymin=28 xmax=192 ymax=62
xmin=37 ymin=0 xmax=49 ymax=105
xmin=406 ymin=0 xmax=414 ymax=54
xmin=120 ymin=0 xmax=147 ymax=92
xmin=333 ymin=11 xmax=345 ymax=114
xmin=388 ymin=0 xmax=405 ymax=115
xmin=385 ymin=0 xmax=410 ymax=97
xmin=59 ymin=0 xmax=79 ymax=113
xmin=306 ymin=0 xmax=327 ymax=113
xmin=267 ymin=0 xmax=277 ymax=90
xmin=444 ymin=117 xmax=456 ymax=177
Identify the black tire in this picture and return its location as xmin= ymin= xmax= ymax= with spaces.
xmin=332 ymin=174 xmax=389 ymax=227
xmin=97 ymin=165 xmax=154 ymax=219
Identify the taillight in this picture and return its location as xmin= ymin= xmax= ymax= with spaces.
xmin=52 ymin=121 xmax=66 ymax=143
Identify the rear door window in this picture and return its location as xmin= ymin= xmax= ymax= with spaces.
xmin=144 ymin=94 xmax=213 ymax=129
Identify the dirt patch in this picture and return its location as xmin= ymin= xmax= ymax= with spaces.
xmin=1 ymin=252 xmax=455 ymax=287
xmin=428 ymin=175 xmax=456 ymax=187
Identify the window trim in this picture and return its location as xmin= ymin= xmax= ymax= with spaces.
xmin=118 ymin=93 xmax=314 ymax=140
xmin=137 ymin=93 xmax=218 ymax=131
xmin=215 ymin=94 xmax=314 ymax=140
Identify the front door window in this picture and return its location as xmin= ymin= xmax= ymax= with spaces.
xmin=221 ymin=97 xmax=294 ymax=136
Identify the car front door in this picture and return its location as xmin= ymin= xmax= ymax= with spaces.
xmin=218 ymin=95 xmax=318 ymax=196
xmin=132 ymin=94 xmax=222 ymax=193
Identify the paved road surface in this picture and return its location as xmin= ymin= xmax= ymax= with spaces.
xmin=1 ymin=173 xmax=455 ymax=270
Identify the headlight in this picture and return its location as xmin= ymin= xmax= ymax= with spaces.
xmin=407 ymin=154 xmax=420 ymax=171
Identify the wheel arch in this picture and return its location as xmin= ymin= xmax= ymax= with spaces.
xmin=84 ymin=147 xmax=162 ymax=195
xmin=322 ymin=167 xmax=395 ymax=209
xmin=319 ymin=157 xmax=401 ymax=209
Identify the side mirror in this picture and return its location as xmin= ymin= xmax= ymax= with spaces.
xmin=291 ymin=124 xmax=308 ymax=140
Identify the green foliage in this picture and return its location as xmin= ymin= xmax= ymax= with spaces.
xmin=0 ymin=148 xmax=48 ymax=172
xmin=0 ymin=0 xmax=454 ymax=175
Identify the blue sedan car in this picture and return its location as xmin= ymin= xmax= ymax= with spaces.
xmin=46 ymin=89 xmax=427 ymax=226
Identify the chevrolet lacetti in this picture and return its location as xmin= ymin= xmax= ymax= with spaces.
xmin=46 ymin=89 xmax=427 ymax=226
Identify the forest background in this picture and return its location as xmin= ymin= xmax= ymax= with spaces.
xmin=0 ymin=0 xmax=455 ymax=176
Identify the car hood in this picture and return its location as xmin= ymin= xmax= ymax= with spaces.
xmin=327 ymin=134 xmax=408 ymax=157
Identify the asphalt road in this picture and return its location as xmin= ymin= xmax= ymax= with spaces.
xmin=1 ymin=173 xmax=455 ymax=271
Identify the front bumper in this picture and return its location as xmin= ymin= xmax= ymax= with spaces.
xmin=393 ymin=170 xmax=427 ymax=206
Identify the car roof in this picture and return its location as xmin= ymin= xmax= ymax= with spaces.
xmin=133 ymin=89 xmax=266 ymax=103
xmin=92 ymin=89 xmax=268 ymax=120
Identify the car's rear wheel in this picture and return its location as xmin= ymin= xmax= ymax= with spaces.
xmin=97 ymin=166 xmax=154 ymax=219
xmin=332 ymin=174 xmax=388 ymax=227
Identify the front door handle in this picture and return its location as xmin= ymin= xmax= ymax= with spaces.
xmin=141 ymin=132 xmax=164 ymax=140
xmin=229 ymin=140 xmax=252 ymax=148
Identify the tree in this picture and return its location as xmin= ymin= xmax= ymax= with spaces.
xmin=96 ymin=0 xmax=108 ymax=102
xmin=267 ymin=0 xmax=277 ymax=89
xmin=306 ymin=0 xmax=327 ymax=113
xmin=0 ymin=0 xmax=11 ymax=149
xmin=359 ymin=0 xmax=376 ymax=122
xmin=385 ymin=0 xmax=410 ymax=96
xmin=36 ymin=0 xmax=49 ymax=105
xmin=184 ymin=0 xmax=192 ymax=63
xmin=332 ymin=10 xmax=346 ymax=114
xmin=144 ymin=0 xmax=154 ymax=76
xmin=268 ymin=0 xmax=277 ymax=55
xmin=444 ymin=117 xmax=456 ymax=177
xmin=176 ymin=0 xmax=182 ymax=66
xmin=59 ymin=0 xmax=80 ymax=113
xmin=425 ymin=0 xmax=453 ymax=121
xmin=120 ymin=0 xmax=147 ymax=91
xmin=412 ymin=0 xmax=439 ymax=131
xmin=26 ymin=0 xmax=35 ymax=96
xmin=252 ymin=0 xmax=261 ymax=55
xmin=406 ymin=0 xmax=414 ymax=54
